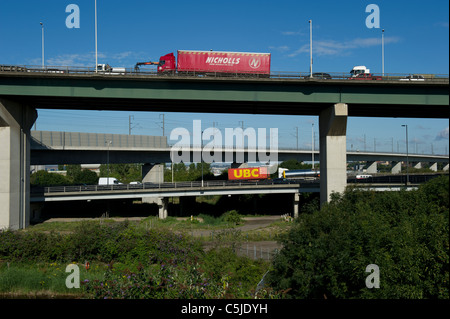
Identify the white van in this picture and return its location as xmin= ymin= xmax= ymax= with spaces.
xmin=356 ymin=175 xmax=373 ymax=180
xmin=98 ymin=177 xmax=122 ymax=185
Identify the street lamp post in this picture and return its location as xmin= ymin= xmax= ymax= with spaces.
xmin=201 ymin=130 xmax=204 ymax=188
xmin=40 ymin=22 xmax=44 ymax=69
xmin=309 ymin=20 xmax=313 ymax=78
xmin=312 ymin=123 xmax=315 ymax=170
xmin=95 ymin=0 xmax=98 ymax=73
xmin=382 ymin=29 xmax=385 ymax=76
xmin=106 ymin=140 xmax=111 ymax=185
xmin=402 ymin=125 xmax=409 ymax=185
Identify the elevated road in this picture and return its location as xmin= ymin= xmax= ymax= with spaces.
xmin=30 ymin=178 xmax=428 ymax=219
xmin=1 ymin=71 xmax=448 ymax=118
xmin=30 ymin=179 xmax=425 ymax=203
xmin=30 ymin=180 xmax=311 ymax=203
xmin=30 ymin=131 xmax=449 ymax=165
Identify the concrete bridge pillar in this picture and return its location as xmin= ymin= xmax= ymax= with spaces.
xmin=293 ymin=193 xmax=300 ymax=218
xmin=319 ymin=103 xmax=348 ymax=204
xmin=142 ymin=164 xmax=165 ymax=206
xmin=0 ymin=99 xmax=37 ymax=230
xmin=157 ymin=197 xmax=168 ymax=219
xmin=429 ymin=162 xmax=438 ymax=172
xmin=142 ymin=163 xmax=164 ymax=184
xmin=366 ymin=161 xmax=378 ymax=174
xmin=413 ymin=162 xmax=422 ymax=169
xmin=443 ymin=164 xmax=449 ymax=172
xmin=391 ymin=161 xmax=402 ymax=174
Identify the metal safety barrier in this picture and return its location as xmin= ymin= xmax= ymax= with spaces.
xmin=1 ymin=64 xmax=448 ymax=83
xmin=31 ymin=179 xmax=309 ymax=194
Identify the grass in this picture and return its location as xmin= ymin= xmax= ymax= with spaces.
xmin=26 ymin=219 xmax=117 ymax=233
xmin=25 ymin=214 xmax=293 ymax=241
xmin=0 ymin=214 xmax=292 ymax=299
xmin=0 ymin=261 xmax=106 ymax=298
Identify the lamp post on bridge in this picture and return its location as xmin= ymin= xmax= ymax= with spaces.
xmin=382 ymin=29 xmax=385 ymax=76
xmin=106 ymin=140 xmax=111 ymax=185
xmin=312 ymin=123 xmax=315 ymax=170
xmin=95 ymin=0 xmax=98 ymax=73
xmin=309 ymin=19 xmax=313 ymax=78
xmin=401 ymin=124 xmax=409 ymax=186
xmin=40 ymin=22 xmax=44 ymax=70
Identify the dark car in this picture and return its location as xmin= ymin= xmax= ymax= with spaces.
xmin=303 ymin=72 xmax=332 ymax=80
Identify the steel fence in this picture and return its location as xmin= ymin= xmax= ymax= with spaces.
xmin=1 ymin=64 xmax=448 ymax=83
xmin=31 ymin=179 xmax=307 ymax=194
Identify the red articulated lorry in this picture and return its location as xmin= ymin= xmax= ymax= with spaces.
xmin=136 ymin=50 xmax=271 ymax=76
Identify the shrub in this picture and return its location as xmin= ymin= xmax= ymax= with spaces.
xmin=82 ymin=246 xmax=270 ymax=299
xmin=30 ymin=170 xmax=70 ymax=187
xmin=0 ymin=221 xmax=203 ymax=266
xmin=266 ymin=176 xmax=449 ymax=299
xmin=223 ymin=210 xmax=243 ymax=225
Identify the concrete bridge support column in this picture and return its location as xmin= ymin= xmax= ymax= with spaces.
xmin=413 ymin=162 xmax=422 ymax=169
xmin=429 ymin=162 xmax=438 ymax=172
xmin=142 ymin=163 xmax=164 ymax=184
xmin=319 ymin=103 xmax=348 ymax=204
xmin=142 ymin=164 xmax=165 ymax=205
xmin=443 ymin=164 xmax=449 ymax=172
xmin=366 ymin=161 xmax=378 ymax=174
xmin=157 ymin=197 xmax=168 ymax=219
xmin=293 ymin=193 xmax=300 ymax=218
xmin=30 ymin=202 xmax=44 ymax=223
xmin=0 ymin=99 xmax=37 ymax=230
xmin=391 ymin=161 xmax=402 ymax=174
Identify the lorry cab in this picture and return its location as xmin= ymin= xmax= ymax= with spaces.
xmin=157 ymin=53 xmax=176 ymax=73
xmin=350 ymin=66 xmax=370 ymax=77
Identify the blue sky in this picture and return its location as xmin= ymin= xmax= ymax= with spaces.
xmin=0 ymin=0 xmax=448 ymax=155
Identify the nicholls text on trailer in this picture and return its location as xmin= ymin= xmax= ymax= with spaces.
xmin=136 ymin=50 xmax=271 ymax=76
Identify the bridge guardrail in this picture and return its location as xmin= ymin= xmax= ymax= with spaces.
xmin=31 ymin=179 xmax=310 ymax=195
xmin=1 ymin=65 xmax=448 ymax=83
xmin=31 ymin=173 xmax=447 ymax=195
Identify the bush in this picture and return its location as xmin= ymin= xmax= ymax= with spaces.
xmin=73 ymin=169 xmax=99 ymax=185
xmin=0 ymin=220 xmax=272 ymax=299
xmin=266 ymin=176 xmax=449 ymax=299
xmin=0 ymin=221 xmax=203 ymax=266
xmin=30 ymin=171 xmax=70 ymax=187
xmin=223 ymin=210 xmax=243 ymax=225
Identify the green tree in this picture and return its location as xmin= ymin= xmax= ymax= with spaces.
xmin=267 ymin=176 xmax=449 ymax=299
xmin=73 ymin=169 xmax=99 ymax=185
xmin=165 ymin=163 xmax=214 ymax=182
xmin=30 ymin=171 xmax=70 ymax=187
xmin=99 ymin=163 xmax=142 ymax=184
xmin=66 ymin=164 xmax=82 ymax=180
xmin=279 ymin=159 xmax=313 ymax=170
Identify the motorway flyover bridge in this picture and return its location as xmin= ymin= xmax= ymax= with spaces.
xmin=31 ymin=179 xmax=427 ymax=220
xmin=29 ymin=130 xmax=449 ymax=171
xmin=0 ymin=71 xmax=449 ymax=229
